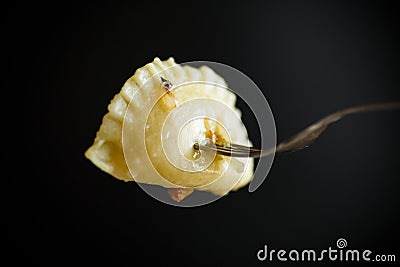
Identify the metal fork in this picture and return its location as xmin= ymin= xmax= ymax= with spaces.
xmin=194 ymin=101 xmax=400 ymax=158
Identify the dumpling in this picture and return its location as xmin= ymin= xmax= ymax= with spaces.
xmin=85 ymin=57 xmax=253 ymax=202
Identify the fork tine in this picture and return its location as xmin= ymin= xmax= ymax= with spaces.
xmin=218 ymin=144 xmax=262 ymax=157
xmin=196 ymin=141 xmax=263 ymax=158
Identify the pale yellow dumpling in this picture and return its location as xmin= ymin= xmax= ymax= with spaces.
xmin=85 ymin=57 xmax=254 ymax=201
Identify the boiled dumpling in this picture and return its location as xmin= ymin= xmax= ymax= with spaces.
xmin=85 ymin=57 xmax=254 ymax=201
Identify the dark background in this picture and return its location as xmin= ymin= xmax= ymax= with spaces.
xmin=4 ymin=0 xmax=399 ymax=266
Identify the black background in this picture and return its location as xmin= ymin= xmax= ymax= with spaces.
xmin=5 ymin=0 xmax=399 ymax=266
